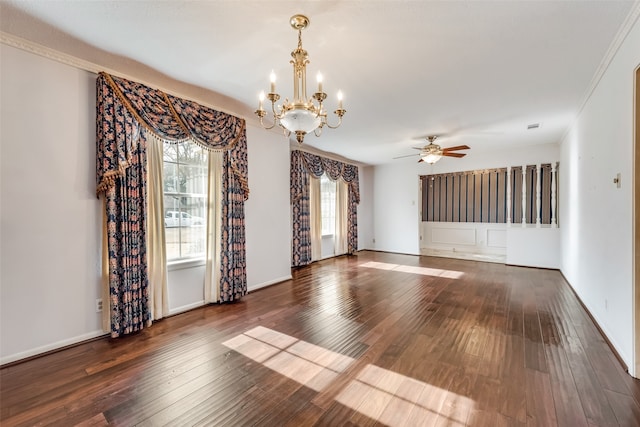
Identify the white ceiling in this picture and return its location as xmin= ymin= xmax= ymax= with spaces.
xmin=0 ymin=1 xmax=636 ymax=165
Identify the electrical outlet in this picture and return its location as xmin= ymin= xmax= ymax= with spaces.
xmin=96 ymin=298 xmax=103 ymax=313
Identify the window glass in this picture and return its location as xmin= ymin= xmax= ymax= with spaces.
xmin=163 ymin=142 xmax=208 ymax=261
xmin=321 ymin=174 xmax=336 ymax=236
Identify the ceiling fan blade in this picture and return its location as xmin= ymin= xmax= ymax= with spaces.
xmin=442 ymin=145 xmax=470 ymax=152
xmin=411 ymin=146 xmax=424 ymax=150
xmin=442 ymin=152 xmax=466 ymax=158
xmin=393 ymin=153 xmax=420 ymax=159
xmin=418 ymin=158 xmax=424 ymax=163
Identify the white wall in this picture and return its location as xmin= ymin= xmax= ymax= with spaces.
xmin=0 ymin=44 xmax=293 ymax=363
xmin=506 ymin=227 xmax=560 ymax=269
xmin=358 ymin=166 xmax=374 ymax=250
xmin=244 ymin=125 xmax=292 ymax=291
xmin=1 ymin=44 xmax=103 ymax=363
xmin=371 ymin=144 xmax=559 ymax=255
xmin=371 ymin=162 xmax=422 ymax=255
xmin=559 ymin=16 xmax=640 ymax=371
xmin=168 ymin=264 xmax=206 ymax=314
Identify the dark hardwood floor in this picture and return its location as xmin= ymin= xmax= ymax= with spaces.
xmin=2 ymin=251 xmax=640 ymax=426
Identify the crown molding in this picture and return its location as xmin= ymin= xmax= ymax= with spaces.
xmin=0 ymin=31 xmax=249 ymax=120
xmin=1 ymin=31 xmax=102 ymax=74
xmin=577 ymin=1 xmax=640 ymax=115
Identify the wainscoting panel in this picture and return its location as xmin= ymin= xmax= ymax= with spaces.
xmin=421 ymin=222 xmax=560 ymax=268
xmin=421 ymin=222 xmax=507 ymax=262
xmin=431 ymin=227 xmax=476 ymax=246
xmin=487 ymin=228 xmax=507 ymax=248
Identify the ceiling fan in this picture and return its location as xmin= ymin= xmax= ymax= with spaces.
xmin=394 ymin=136 xmax=470 ymax=164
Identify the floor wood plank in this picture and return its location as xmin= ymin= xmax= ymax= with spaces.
xmin=1 ymin=251 xmax=639 ymax=426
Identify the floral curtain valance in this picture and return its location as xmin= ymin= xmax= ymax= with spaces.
xmin=290 ymin=150 xmax=360 ymax=205
xmin=96 ymin=72 xmax=248 ymax=199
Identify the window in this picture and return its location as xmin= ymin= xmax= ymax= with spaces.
xmin=320 ymin=174 xmax=336 ymax=236
xmin=163 ymin=141 xmax=208 ymax=261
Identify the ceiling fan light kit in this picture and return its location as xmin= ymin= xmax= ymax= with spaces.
xmin=255 ymin=14 xmax=346 ymax=144
xmin=417 ymin=135 xmax=470 ymax=164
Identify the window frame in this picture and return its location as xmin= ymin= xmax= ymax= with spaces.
xmin=163 ymin=141 xmax=208 ymax=264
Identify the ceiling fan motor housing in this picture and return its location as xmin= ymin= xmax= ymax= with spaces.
xmin=421 ymin=143 xmax=443 ymax=157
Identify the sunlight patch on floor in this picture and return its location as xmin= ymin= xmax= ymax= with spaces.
xmin=336 ymin=364 xmax=474 ymax=426
xmin=223 ymin=326 xmax=476 ymax=425
xmin=359 ymin=261 xmax=464 ymax=279
xmin=222 ymin=326 xmax=355 ymax=392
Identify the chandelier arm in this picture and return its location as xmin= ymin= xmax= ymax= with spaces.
xmin=312 ymin=92 xmax=327 ymax=119
xmin=259 ymin=114 xmax=278 ymax=130
xmin=269 ymin=98 xmax=282 ymax=119
xmin=324 ymin=113 xmax=344 ymax=130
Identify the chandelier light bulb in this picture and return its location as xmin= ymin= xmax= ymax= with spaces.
xmin=269 ymin=70 xmax=276 ymax=93
xmin=337 ymin=91 xmax=343 ymax=109
xmin=317 ymin=72 xmax=323 ymax=93
xmin=258 ymin=91 xmax=265 ymax=109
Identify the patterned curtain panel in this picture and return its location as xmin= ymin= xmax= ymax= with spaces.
xmin=291 ymin=151 xmax=312 ymax=266
xmin=96 ymin=76 xmax=151 ymax=337
xmin=97 ymin=73 xmax=249 ymax=336
xmin=219 ymin=139 xmax=248 ymax=302
xmin=290 ymin=150 xmax=360 ymax=267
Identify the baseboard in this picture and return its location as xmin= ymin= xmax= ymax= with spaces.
xmin=559 ymin=270 xmax=629 ymax=373
xmin=1 ymin=329 xmax=107 ymax=367
xmin=505 ymin=263 xmax=560 ymax=271
xmin=168 ymin=301 xmax=206 ymax=317
xmin=422 ymin=248 xmax=506 ymax=264
xmin=363 ymin=249 xmax=421 ymax=257
xmin=248 ymin=275 xmax=292 ymax=293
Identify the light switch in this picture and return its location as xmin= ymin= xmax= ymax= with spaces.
xmin=614 ymin=173 xmax=621 ymax=188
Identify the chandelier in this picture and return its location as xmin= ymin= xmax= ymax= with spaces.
xmin=255 ymin=14 xmax=346 ymax=144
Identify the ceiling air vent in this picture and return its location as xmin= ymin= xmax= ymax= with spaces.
xmin=527 ymin=123 xmax=541 ymax=130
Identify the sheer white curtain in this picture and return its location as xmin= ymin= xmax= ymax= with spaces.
xmin=205 ymin=151 xmax=223 ymax=303
xmin=146 ymin=134 xmax=169 ymax=320
xmin=309 ymin=175 xmax=323 ymax=261
xmin=334 ymin=178 xmax=348 ymax=255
